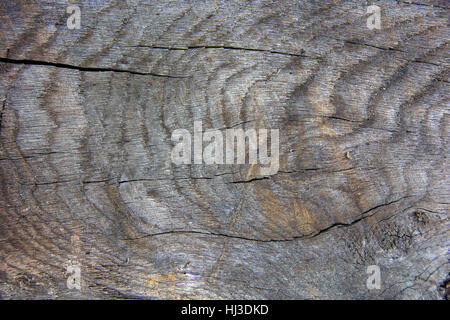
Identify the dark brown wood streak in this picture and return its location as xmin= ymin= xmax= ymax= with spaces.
xmin=0 ymin=0 xmax=448 ymax=299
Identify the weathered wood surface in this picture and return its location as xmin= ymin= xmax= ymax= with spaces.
xmin=0 ymin=0 xmax=449 ymax=299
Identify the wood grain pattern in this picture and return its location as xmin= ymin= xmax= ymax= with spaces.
xmin=0 ymin=0 xmax=448 ymax=299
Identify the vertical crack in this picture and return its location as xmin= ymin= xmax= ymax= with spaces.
xmin=0 ymin=95 xmax=7 ymax=136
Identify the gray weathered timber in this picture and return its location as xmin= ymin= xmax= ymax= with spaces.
xmin=0 ymin=0 xmax=449 ymax=299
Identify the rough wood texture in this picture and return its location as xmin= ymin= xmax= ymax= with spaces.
xmin=0 ymin=0 xmax=448 ymax=299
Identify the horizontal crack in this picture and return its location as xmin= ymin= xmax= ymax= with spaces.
xmin=343 ymin=40 xmax=407 ymax=53
xmin=120 ymin=230 xmax=287 ymax=242
xmin=323 ymin=115 xmax=362 ymax=123
xmin=128 ymin=44 xmax=317 ymax=59
xmin=0 ymin=57 xmax=187 ymax=78
xmin=118 ymin=176 xmax=213 ymax=184
xmin=6 ymin=165 xmax=389 ymax=186
xmin=227 ymin=176 xmax=269 ymax=184
xmin=305 ymin=196 xmax=411 ymax=239
xmin=121 ymin=196 xmax=411 ymax=242
xmin=277 ymin=167 xmax=355 ymax=174
xmin=328 ymin=37 xmax=446 ymax=67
